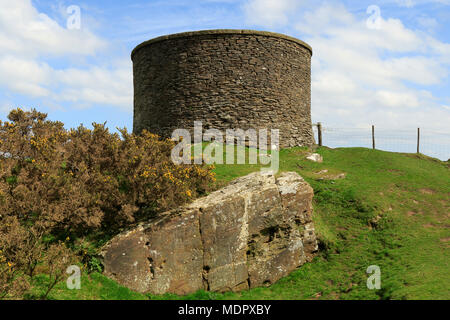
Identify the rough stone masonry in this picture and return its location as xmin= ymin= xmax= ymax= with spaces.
xmin=132 ymin=29 xmax=314 ymax=148
xmin=100 ymin=171 xmax=318 ymax=295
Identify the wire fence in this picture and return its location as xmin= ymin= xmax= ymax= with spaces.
xmin=312 ymin=124 xmax=450 ymax=161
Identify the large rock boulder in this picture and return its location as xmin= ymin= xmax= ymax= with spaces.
xmin=100 ymin=171 xmax=318 ymax=295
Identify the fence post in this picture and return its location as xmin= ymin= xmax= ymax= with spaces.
xmin=417 ymin=128 xmax=420 ymax=154
xmin=317 ymin=122 xmax=322 ymax=147
xmin=372 ymin=125 xmax=375 ymax=150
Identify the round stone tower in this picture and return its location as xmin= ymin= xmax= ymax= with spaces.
xmin=132 ymin=29 xmax=314 ymax=148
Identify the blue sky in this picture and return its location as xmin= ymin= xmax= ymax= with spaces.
xmin=0 ymin=0 xmax=449 ymax=157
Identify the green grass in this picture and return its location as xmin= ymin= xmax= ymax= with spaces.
xmin=34 ymin=147 xmax=450 ymax=300
xmin=25 ymin=272 xmax=147 ymax=300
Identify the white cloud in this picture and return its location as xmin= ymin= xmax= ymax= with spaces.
xmin=0 ymin=56 xmax=52 ymax=97
xmin=394 ymin=0 xmax=415 ymax=7
xmin=0 ymin=0 xmax=132 ymax=110
xmin=393 ymin=0 xmax=450 ymax=6
xmin=0 ymin=100 xmax=14 ymax=114
xmin=426 ymin=36 xmax=450 ymax=64
xmin=375 ymin=90 xmax=420 ymax=108
xmin=287 ymin=3 xmax=450 ymax=132
xmin=243 ymin=0 xmax=302 ymax=26
xmin=384 ymin=56 xmax=447 ymax=85
xmin=55 ymin=62 xmax=133 ymax=109
xmin=417 ymin=16 xmax=438 ymax=31
xmin=0 ymin=0 xmax=106 ymax=57
xmin=297 ymin=11 xmax=423 ymax=53
xmin=294 ymin=3 xmax=354 ymax=35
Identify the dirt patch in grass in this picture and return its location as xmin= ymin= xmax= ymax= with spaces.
xmin=419 ymin=188 xmax=435 ymax=195
xmin=385 ymin=169 xmax=404 ymax=175
xmin=438 ymin=200 xmax=448 ymax=206
xmin=313 ymin=169 xmax=347 ymax=180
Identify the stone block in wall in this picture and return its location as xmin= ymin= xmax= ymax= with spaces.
xmin=132 ymin=30 xmax=314 ymax=148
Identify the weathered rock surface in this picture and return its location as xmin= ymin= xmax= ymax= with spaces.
xmin=100 ymin=171 xmax=318 ymax=295
xmin=306 ymin=153 xmax=323 ymax=163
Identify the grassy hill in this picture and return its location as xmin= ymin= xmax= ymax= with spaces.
xmin=34 ymin=147 xmax=449 ymax=300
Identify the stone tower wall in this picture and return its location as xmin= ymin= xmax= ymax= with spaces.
xmin=132 ymin=29 xmax=314 ymax=148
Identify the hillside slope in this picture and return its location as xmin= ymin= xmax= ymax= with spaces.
xmin=40 ymin=147 xmax=449 ymax=300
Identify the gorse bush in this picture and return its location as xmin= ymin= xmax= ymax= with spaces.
xmin=0 ymin=108 xmax=215 ymax=299
xmin=0 ymin=108 xmax=215 ymax=234
xmin=0 ymin=215 xmax=76 ymax=299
